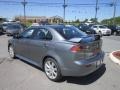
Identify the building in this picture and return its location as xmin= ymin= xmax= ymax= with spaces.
xmin=15 ymin=15 xmax=63 ymax=24
xmin=48 ymin=15 xmax=63 ymax=24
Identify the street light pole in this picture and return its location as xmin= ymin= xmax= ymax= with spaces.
xmin=63 ymin=0 xmax=67 ymax=22
xmin=22 ymin=0 xmax=27 ymax=25
xmin=113 ymin=0 xmax=117 ymax=25
xmin=95 ymin=0 xmax=98 ymax=20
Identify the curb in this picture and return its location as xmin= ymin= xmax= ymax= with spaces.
xmin=109 ymin=50 xmax=120 ymax=65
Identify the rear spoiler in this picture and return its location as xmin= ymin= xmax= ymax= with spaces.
xmin=68 ymin=38 xmax=82 ymax=43
xmin=68 ymin=34 xmax=101 ymax=43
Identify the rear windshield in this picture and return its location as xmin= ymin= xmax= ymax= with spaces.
xmin=53 ymin=26 xmax=87 ymax=40
xmin=8 ymin=25 xmax=21 ymax=29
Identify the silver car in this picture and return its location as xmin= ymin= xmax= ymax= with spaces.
xmin=6 ymin=24 xmax=24 ymax=36
xmin=8 ymin=25 xmax=104 ymax=81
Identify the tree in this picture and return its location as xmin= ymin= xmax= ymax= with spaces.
xmin=14 ymin=17 xmax=20 ymax=21
xmin=101 ymin=16 xmax=120 ymax=25
xmin=74 ymin=19 xmax=80 ymax=23
xmin=83 ymin=19 xmax=88 ymax=23
xmin=90 ymin=18 xmax=98 ymax=23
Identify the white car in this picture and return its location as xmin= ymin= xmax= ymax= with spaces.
xmin=31 ymin=23 xmax=40 ymax=27
xmin=91 ymin=25 xmax=111 ymax=35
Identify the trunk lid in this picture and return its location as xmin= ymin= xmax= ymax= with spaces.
xmin=69 ymin=35 xmax=102 ymax=59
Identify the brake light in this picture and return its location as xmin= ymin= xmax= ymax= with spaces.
xmin=70 ymin=45 xmax=84 ymax=53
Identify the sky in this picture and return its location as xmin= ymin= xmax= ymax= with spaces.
xmin=0 ymin=0 xmax=120 ymax=21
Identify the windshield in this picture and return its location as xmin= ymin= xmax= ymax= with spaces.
xmin=99 ymin=25 xmax=107 ymax=28
xmin=3 ymin=24 xmax=7 ymax=27
xmin=53 ymin=26 xmax=87 ymax=40
xmin=8 ymin=25 xmax=21 ymax=30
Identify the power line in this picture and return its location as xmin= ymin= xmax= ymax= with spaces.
xmin=0 ymin=1 xmax=119 ymax=7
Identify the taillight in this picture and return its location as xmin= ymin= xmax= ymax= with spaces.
xmin=70 ymin=45 xmax=84 ymax=53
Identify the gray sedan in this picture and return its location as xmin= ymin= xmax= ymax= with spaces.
xmin=6 ymin=24 xmax=24 ymax=36
xmin=8 ymin=25 xmax=104 ymax=81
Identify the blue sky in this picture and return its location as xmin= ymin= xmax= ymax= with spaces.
xmin=0 ymin=0 xmax=120 ymax=21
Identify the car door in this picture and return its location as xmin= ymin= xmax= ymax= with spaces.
xmin=14 ymin=28 xmax=35 ymax=58
xmin=27 ymin=28 xmax=53 ymax=65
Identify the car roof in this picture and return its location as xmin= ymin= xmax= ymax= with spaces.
xmin=29 ymin=25 xmax=65 ymax=29
xmin=94 ymin=25 xmax=105 ymax=26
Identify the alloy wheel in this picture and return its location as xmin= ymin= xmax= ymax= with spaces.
xmin=44 ymin=60 xmax=58 ymax=79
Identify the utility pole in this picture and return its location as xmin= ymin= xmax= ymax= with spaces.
xmin=113 ymin=0 xmax=117 ymax=25
xmin=63 ymin=0 xmax=67 ymax=22
xmin=95 ymin=0 xmax=99 ymax=20
xmin=22 ymin=0 xmax=27 ymax=25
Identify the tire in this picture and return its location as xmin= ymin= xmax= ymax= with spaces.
xmin=98 ymin=31 xmax=102 ymax=37
xmin=7 ymin=34 xmax=10 ymax=36
xmin=113 ymin=32 xmax=117 ymax=36
xmin=8 ymin=45 xmax=15 ymax=59
xmin=44 ymin=58 xmax=62 ymax=82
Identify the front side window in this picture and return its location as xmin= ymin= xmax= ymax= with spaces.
xmin=99 ymin=26 xmax=107 ymax=29
xmin=20 ymin=29 xmax=34 ymax=38
xmin=33 ymin=28 xmax=52 ymax=40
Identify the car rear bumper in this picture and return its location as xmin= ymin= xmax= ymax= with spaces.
xmin=61 ymin=52 xmax=105 ymax=76
xmin=102 ymin=31 xmax=111 ymax=35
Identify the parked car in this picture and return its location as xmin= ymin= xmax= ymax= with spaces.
xmin=8 ymin=25 xmax=104 ymax=81
xmin=6 ymin=24 xmax=24 ymax=36
xmin=1 ymin=23 xmax=9 ymax=32
xmin=31 ymin=23 xmax=40 ymax=27
xmin=107 ymin=25 xmax=120 ymax=35
xmin=91 ymin=25 xmax=111 ymax=36
xmin=0 ymin=25 xmax=4 ymax=34
xmin=78 ymin=24 xmax=96 ymax=34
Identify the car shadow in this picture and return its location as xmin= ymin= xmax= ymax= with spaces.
xmin=62 ymin=64 xmax=106 ymax=85
xmin=18 ymin=58 xmax=44 ymax=71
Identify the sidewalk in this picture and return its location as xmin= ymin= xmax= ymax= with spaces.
xmin=109 ymin=50 xmax=120 ymax=65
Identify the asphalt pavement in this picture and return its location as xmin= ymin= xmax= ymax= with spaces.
xmin=0 ymin=35 xmax=120 ymax=90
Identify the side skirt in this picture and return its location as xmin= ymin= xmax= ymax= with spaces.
xmin=16 ymin=54 xmax=42 ymax=68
